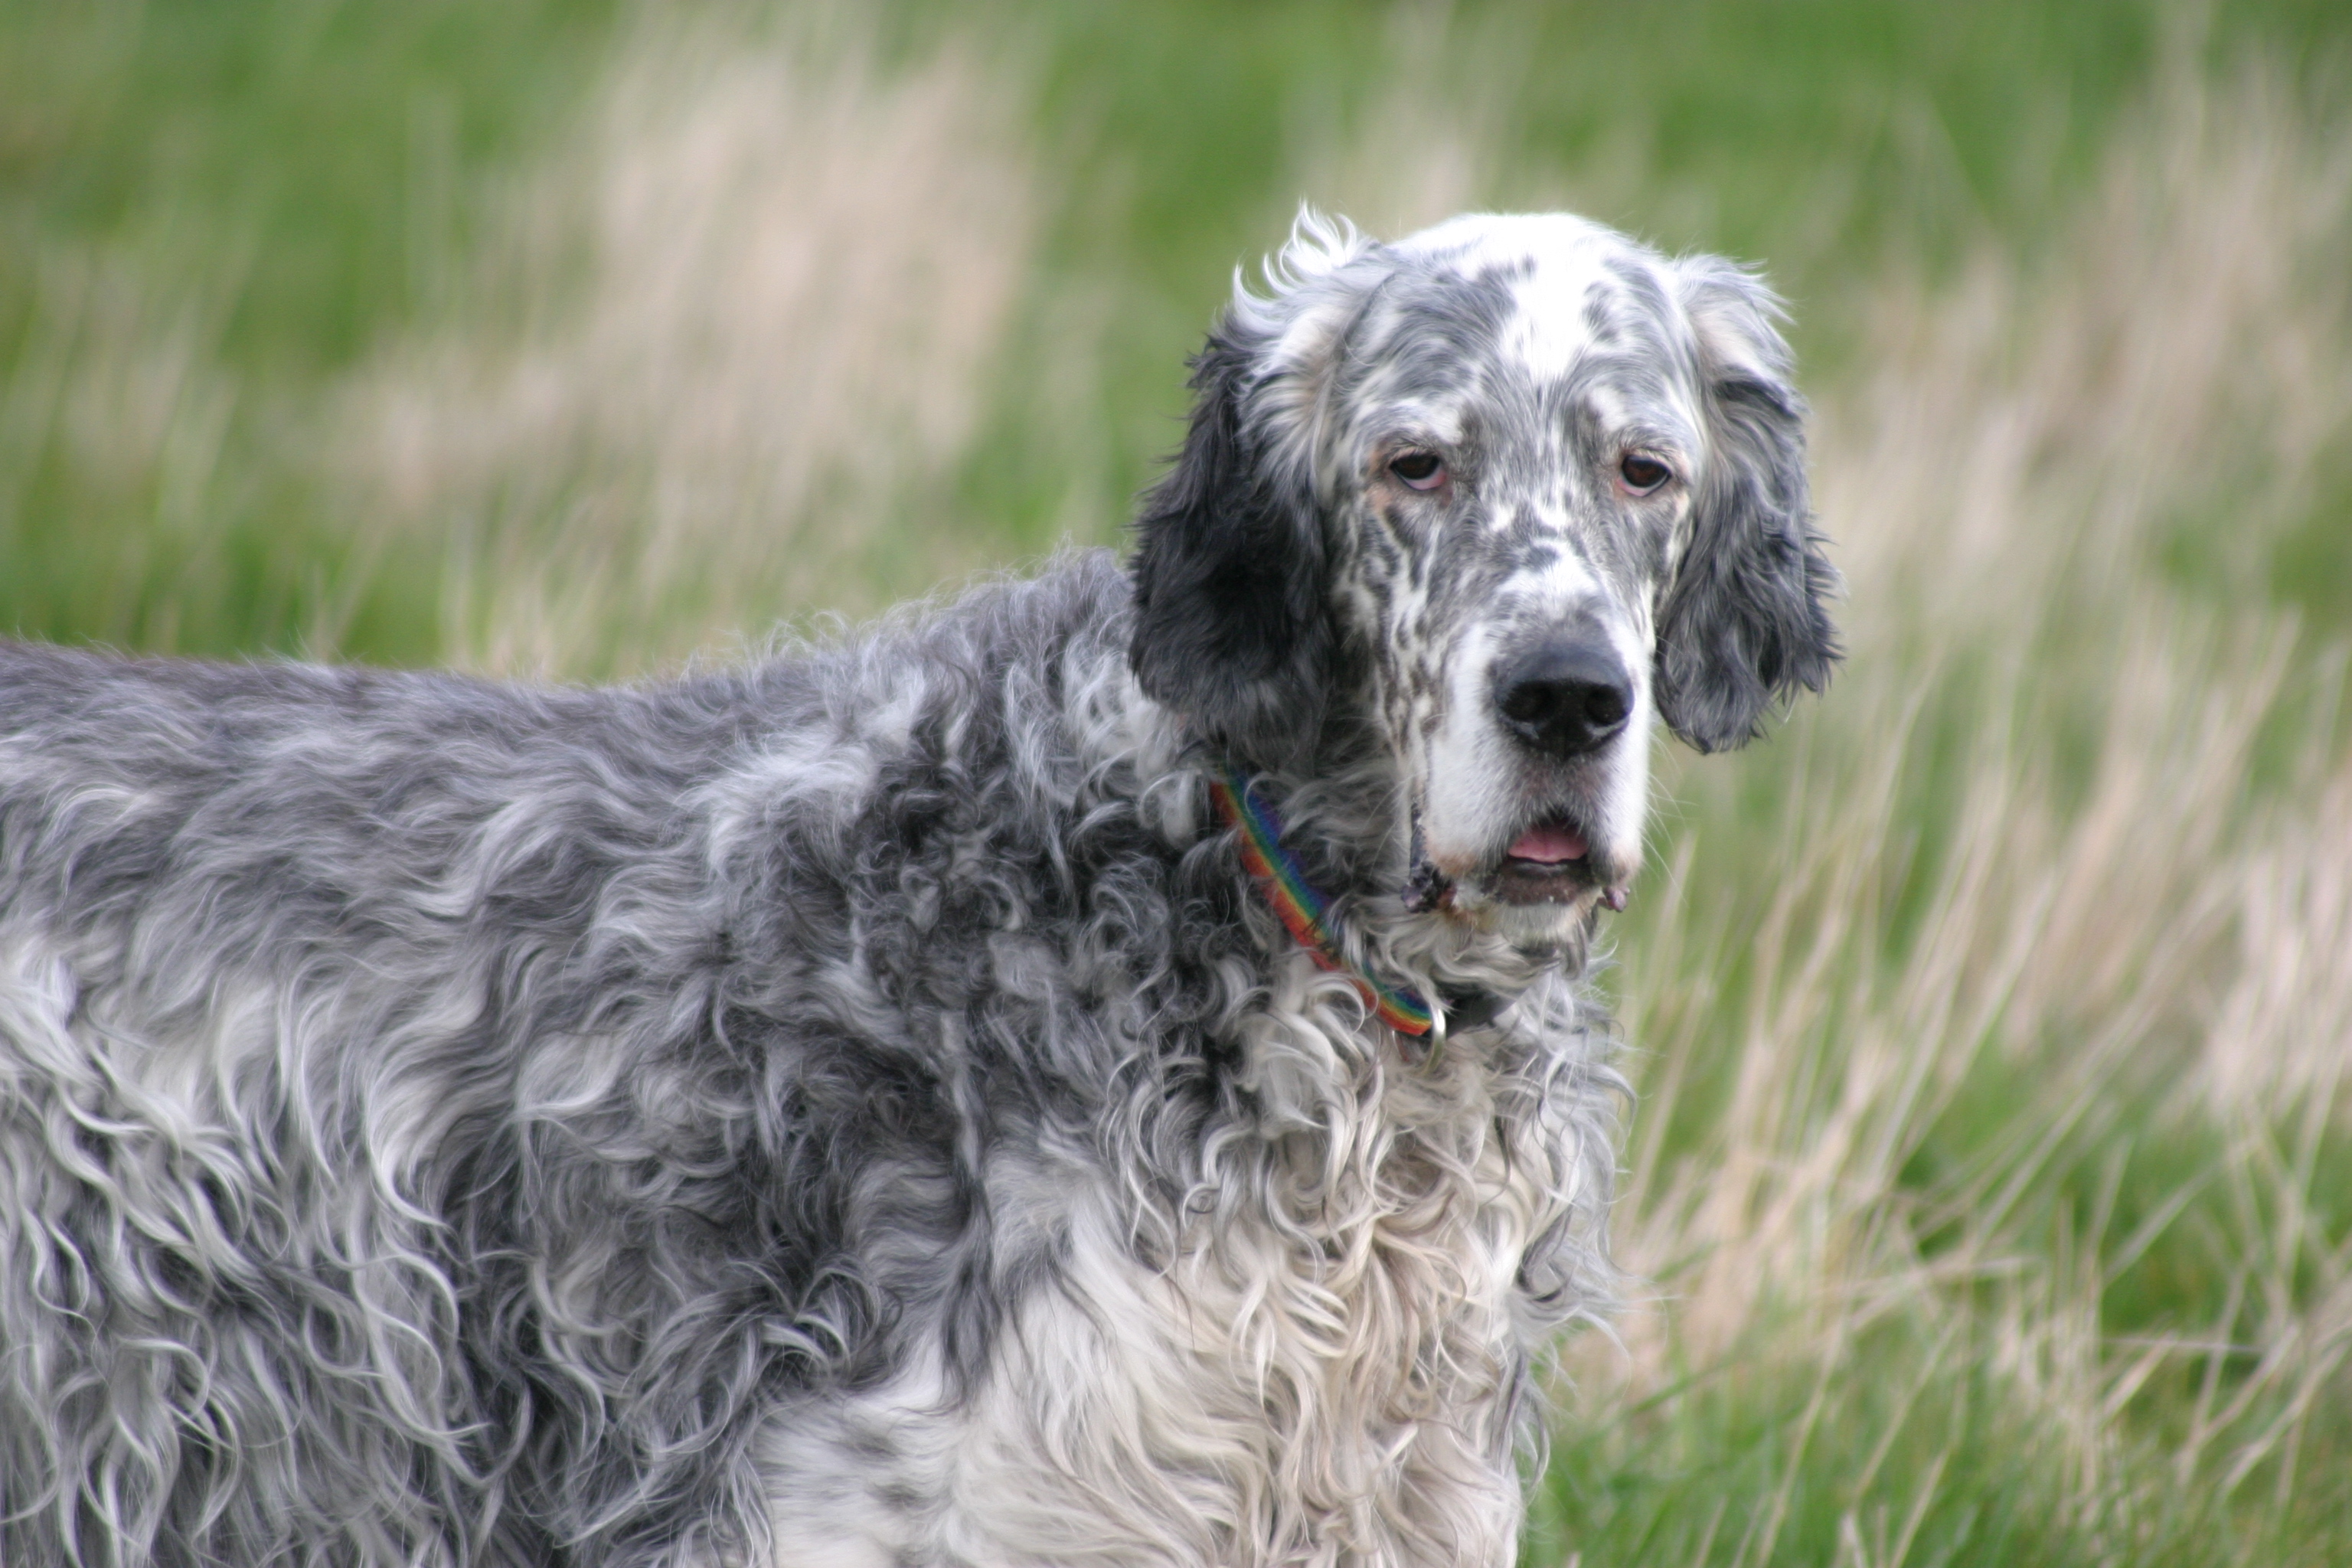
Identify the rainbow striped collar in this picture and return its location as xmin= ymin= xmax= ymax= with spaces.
xmin=1209 ymin=764 xmax=1506 ymax=1045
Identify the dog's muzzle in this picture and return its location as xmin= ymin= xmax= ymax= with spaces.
xmin=1476 ymin=632 xmax=1635 ymax=908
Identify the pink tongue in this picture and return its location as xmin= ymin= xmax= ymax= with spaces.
xmin=1508 ymin=823 xmax=1588 ymax=864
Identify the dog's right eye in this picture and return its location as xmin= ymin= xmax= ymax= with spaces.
xmin=1390 ymin=452 xmax=1447 ymax=491
xmin=1618 ymin=454 xmax=1673 ymax=495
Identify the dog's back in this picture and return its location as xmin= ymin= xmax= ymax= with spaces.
xmin=0 ymin=558 xmax=1214 ymax=1566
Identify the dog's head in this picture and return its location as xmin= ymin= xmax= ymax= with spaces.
xmin=1131 ymin=211 xmax=1838 ymax=946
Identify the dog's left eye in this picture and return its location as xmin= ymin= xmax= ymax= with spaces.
xmin=1390 ymin=452 xmax=1447 ymax=491
xmin=1619 ymin=454 xmax=1673 ymax=494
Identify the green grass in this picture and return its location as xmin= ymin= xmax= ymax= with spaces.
xmin=0 ymin=0 xmax=623 ymax=659
xmin=8 ymin=0 xmax=2343 ymax=661
xmin=5 ymin=2 xmax=2350 ymax=1563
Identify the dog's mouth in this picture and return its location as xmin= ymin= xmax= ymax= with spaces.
xmin=1489 ymin=815 xmax=1599 ymax=906
xmin=1403 ymin=802 xmax=1632 ymax=917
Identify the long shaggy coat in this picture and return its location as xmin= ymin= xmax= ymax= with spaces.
xmin=0 ymin=211 xmax=1834 ymax=1568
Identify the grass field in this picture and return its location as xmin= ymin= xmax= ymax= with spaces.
xmin=5 ymin=2 xmax=2350 ymax=1563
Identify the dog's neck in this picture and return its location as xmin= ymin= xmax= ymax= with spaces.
xmin=1197 ymin=734 xmax=1586 ymax=1041
xmin=1209 ymin=762 xmax=1529 ymax=1047
xmin=1096 ymin=642 xmax=1586 ymax=1036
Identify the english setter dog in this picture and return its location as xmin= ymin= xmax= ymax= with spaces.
xmin=0 ymin=212 xmax=1834 ymax=1567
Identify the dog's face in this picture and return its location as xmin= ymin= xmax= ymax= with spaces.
xmin=1132 ymin=212 xmax=1837 ymax=947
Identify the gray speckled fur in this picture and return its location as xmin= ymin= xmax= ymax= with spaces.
xmin=0 ymin=565 xmax=1124 ymax=1560
xmin=0 ymin=210 xmax=1831 ymax=1568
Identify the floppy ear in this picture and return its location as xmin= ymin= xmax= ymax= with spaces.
xmin=1653 ymin=259 xmax=1841 ymax=753
xmin=1128 ymin=322 xmax=1334 ymax=769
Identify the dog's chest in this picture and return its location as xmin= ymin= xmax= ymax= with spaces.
xmin=760 ymin=1032 xmax=1548 ymax=1568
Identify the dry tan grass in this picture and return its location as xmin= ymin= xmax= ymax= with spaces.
xmin=1285 ymin=7 xmax=1524 ymax=237
xmin=0 ymin=243 xmax=243 ymax=623
xmin=336 ymin=6 xmax=1039 ymax=676
xmin=1827 ymin=64 xmax=2352 ymax=656
xmin=1567 ymin=60 xmax=2352 ymax=1541
xmin=1281 ymin=6 xmax=1664 ymax=248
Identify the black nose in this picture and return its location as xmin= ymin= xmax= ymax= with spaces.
xmin=1493 ymin=638 xmax=1635 ymax=758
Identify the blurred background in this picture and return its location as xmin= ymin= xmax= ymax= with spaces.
xmin=4 ymin=1 xmax=2348 ymax=1561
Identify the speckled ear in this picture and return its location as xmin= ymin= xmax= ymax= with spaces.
xmin=1653 ymin=258 xmax=1841 ymax=752
xmin=1128 ymin=321 xmax=1334 ymax=770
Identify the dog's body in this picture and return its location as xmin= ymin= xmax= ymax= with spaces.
xmin=0 ymin=214 xmax=1834 ymax=1566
